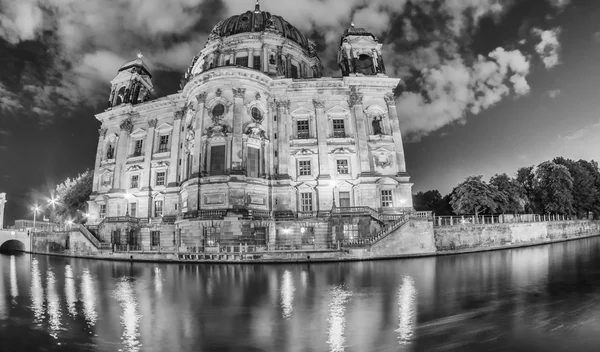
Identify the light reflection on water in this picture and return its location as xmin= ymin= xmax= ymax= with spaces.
xmin=114 ymin=277 xmax=142 ymax=352
xmin=396 ymin=276 xmax=417 ymax=346
xmin=46 ymin=269 xmax=62 ymax=340
xmin=65 ymin=265 xmax=77 ymax=317
xmin=154 ymin=267 xmax=163 ymax=296
xmin=81 ymin=268 xmax=97 ymax=328
xmin=10 ymin=255 xmax=18 ymax=301
xmin=30 ymin=258 xmax=44 ymax=323
xmin=327 ymin=286 xmax=352 ymax=352
xmin=280 ymin=270 xmax=295 ymax=320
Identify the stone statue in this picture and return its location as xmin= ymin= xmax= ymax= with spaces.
xmin=372 ymin=117 xmax=383 ymax=135
xmin=185 ymin=129 xmax=195 ymax=153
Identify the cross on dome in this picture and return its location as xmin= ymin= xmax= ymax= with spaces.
xmin=255 ymin=0 xmax=260 ymax=12
xmin=137 ymin=52 xmax=144 ymax=59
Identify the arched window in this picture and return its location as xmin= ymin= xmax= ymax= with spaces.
xmin=356 ymin=54 xmax=374 ymax=75
xmin=251 ymin=107 xmax=262 ymax=122
xmin=212 ymin=104 xmax=225 ymax=118
xmin=115 ymin=87 xmax=126 ymax=105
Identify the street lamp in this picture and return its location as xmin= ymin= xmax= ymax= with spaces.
xmin=32 ymin=205 xmax=40 ymax=233
xmin=329 ymin=179 xmax=337 ymax=208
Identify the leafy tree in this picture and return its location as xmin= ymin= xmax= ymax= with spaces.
xmin=490 ymin=173 xmax=525 ymax=214
xmin=535 ymin=161 xmax=574 ymax=215
xmin=553 ymin=157 xmax=596 ymax=217
xmin=450 ymin=175 xmax=499 ymax=216
xmin=578 ymin=160 xmax=600 ymax=218
xmin=516 ymin=166 xmax=540 ymax=213
xmin=50 ymin=170 xmax=93 ymax=224
xmin=413 ymin=189 xmax=454 ymax=215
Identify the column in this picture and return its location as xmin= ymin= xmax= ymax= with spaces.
xmin=248 ymin=48 xmax=254 ymax=68
xmin=168 ymin=109 xmax=183 ymax=186
xmin=193 ymin=92 xmax=206 ymax=175
xmin=285 ymin=54 xmax=291 ymax=78
xmin=231 ymin=88 xmax=246 ymax=173
xmin=349 ymin=86 xmax=371 ymax=175
xmin=142 ymin=119 xmax=158 ymax=189
xmin=385 ymin=92 xmax=407 ymax=173
xmin=313 ymin=99 xmax=330 ymax=178
xmin=92 ymin=129 xmax=107 ymax=192
xmin=114 ymin=117 xmax=133 ymax=190
xmin=277 ymin=100 xmax=291 ymax=176
xmin=263 ymin=45 xmax=268 ymax=72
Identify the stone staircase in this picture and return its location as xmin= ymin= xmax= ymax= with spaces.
xmin=342 ymin=214 xmax=411 ymax=248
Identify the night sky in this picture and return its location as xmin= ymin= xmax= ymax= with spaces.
xmin=0 ymin=0 xmax=593 ymax=225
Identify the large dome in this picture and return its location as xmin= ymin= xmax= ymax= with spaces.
xmin=213 ymin=3 xmax=311 ymax=52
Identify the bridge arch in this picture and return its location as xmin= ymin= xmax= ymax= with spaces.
xmin=0 ymin=239 xmax=26 ymax=252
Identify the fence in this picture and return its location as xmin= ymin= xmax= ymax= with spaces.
xmin=434 ymin=213 xmax=574 ymax=227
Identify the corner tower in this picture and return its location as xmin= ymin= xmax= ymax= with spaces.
xmin=108 ymin=53 xmax=156 ymax=108
xmin=337 ymin=24 xmax=386 ymax=76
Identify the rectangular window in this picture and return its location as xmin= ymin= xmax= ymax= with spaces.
xmin=343 ymin=224 xmax=359 ymax=241
xmin=130 ymin=203 xmax=137 ymax=218
xmin=130 ymin=175 xmax=139 ymax=189
xmin=336 ymin=160 xmax=349 ymax=174
xmin=253 ymin=56 xmax=261 ymax=70
xmin=156 ymin=172 xmax=166 ymax=186
xmin=291 ymin=64 xmax=298 ymax=78
xmin=381 ymin=190 xmax=393 ymax=207
xmin=247 ymin=147 xmax=260 ymax=178
xmin=301 ymin=192 xmax=313 ymax=212
xmin=210 ymin=145 xmax=226 ymax=175
xmin=298 ymin=160 xmax=311 ymax=176
xmin=99 ymin=204 xmax=106 ymax=219
xmin=236 ymin=56 xmax=249 ymax=67
xmin=133 ymin=140 xmax=143 ymax=156
xmin=339 ymin=191 xmax=351 ymax=207
xmin=154 ymin=200 xmax=163 ymax=217
xmin=158 ymin=135 xmax=169 ymax=153
xmin=205 ymin=227 xmax=220 ymax=247
xmin=151 ymin=231 xmax=160 ymax=247
xmin=297 ymin=120 xmax=309 ymax=139
xmin=225 ymin=59 xmax=230 ymax=66
xmin=333 ymin=119 xmax=346 ymax=138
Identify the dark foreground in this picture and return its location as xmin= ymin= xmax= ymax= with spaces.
xmin=2 ymin=237 xmax=600 ymax=352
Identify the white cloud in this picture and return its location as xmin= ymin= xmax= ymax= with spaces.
xmin=547 ymin=89 xmax=561 ymax=98
xmin=0 ymin=0 xmax=43 ymax=43
xmin=533 ymin=27 xmax=561 ymax=69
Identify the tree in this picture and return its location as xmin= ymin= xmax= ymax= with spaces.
xmin=489 ymin=173 xmax=525 ymax=214
xmin=413 ymin=189 xmax=454 ymax=215
xmin=450 ymin=175 xmax=499 ymax=216
xmin=51 ymin=170 xmax=93 ymax=224
xmin=553 ymin=157 xmax=596 ymax=218
xmin=535 ymin=161 xmax=574 ymax=215
xmin=516 ymin=166 xmax=540 ymax=213
xmin=578 ymin=159 xmax=600 ymax=218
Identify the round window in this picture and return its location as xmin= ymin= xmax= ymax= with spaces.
xmin=251 ymin=107 xmax=262 ymax=121
xmin=212 ymin=103 xmax=225 ymax=117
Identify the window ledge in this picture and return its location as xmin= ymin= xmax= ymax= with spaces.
xmin=127 ymin=155 xmax=144 ymax=163
xmin=101 ymin=159 xmax=116 ymax=165
xmin=368 ymin=135 xmax=393 ymax=142
xmin=297 ymin=175 xmax=315 ymax=182
xmin=153 ymin=151 xmax=170 ymax=159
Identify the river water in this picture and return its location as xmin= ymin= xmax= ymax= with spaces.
xmin=2 ymin=238 xmax=600 ymax=352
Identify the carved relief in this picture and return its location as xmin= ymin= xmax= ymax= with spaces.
xmin=348 ymin=86 xmax=363 ymax=107
xmin=184 ymin=104 xmax=196 ymax=128
xmin=174 ymin=110 xmax=184 ymax=120
xmin=205 ymin=193 xmax=225 ymax=205
xmin=232 ymin=87 xmax=246 ymax=99
xmin=100 ymin=173 xmax=113 ymax=188
xmin=196 ymin=92 xmax=207 ymax=104
xmin=312 ymin=99 xmax=325 ymax=109
xmin=185 ymin=129 xmax=195 ymax=153
xmin=119 ymin=118 xmax=133 ymax=133
xmin=243 ymin=123 xmax=267 ymax=140
xmin=148 ymin=118 xmax=158 ymax=128
xmin=255 ymin=92 xmax=261 ymax=100
xmin=215 ymin=88 xmax=222 ymax=97
xmin=384 ymin=92 xmax=395 ymax=106
xmin=372 ymin=147 xmax=393 ymax=168
xmin=98 ymin=128 xmax=107 ymax=139
xmin=276 ymin=99 xmax=291 ymax=110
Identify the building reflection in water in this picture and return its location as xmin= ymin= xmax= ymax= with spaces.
xmin=154 ymin=267 xmax=163 ymax=296
xmin=81 ymin=268 xmax=98 ymax=327
xmin=30 ymin=258 xmax=44 ymax=323
xmin=65 ymin=265 xmax=77 ymax=317
xmin=396 ymin=276 xmax=417 ymax=346
xmin=10 ymin=255 xmax=18 ymax=301
xmin=327 ymin=286 xmax=353 ymax=352
xmin=280 ymin=270 xmax=295 ymax=320
xmin=46 ymin=269 xmax=62 ymax=340
xmin=114 ymin=277 xmax=142 ymax=352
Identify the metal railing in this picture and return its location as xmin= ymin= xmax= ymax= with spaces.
xmin=434 ymin=213 xmax=573 ymax=227
xmin=78 ymin=224 xmax=101 ymax=248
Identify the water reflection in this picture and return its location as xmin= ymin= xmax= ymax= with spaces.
xmin=10 ymin=255 xmax=18 ymax=301
xmin=154 ymin=267 xmax=163 ymax=296
xmin=396 ymin=276 xmax=417 ymax=345
xmin=65 ymin=265 xmax=77 ymax=317
xmin=0 ymin=263 xmax=5 ymax=319
xmin=327 ymin=286 xmax=352 ymax=352
xmin=81 ymin=268 xmax=97 ymax=327
xmin=280 ymin=270 xmax=295 ymax=320
xmin=46 ymin=269 xmax=62 ymax=340
xmin=30 ymin=258 xmax=44 ymax=323
xmin=114 ymin=277 xmax=142 ymax=352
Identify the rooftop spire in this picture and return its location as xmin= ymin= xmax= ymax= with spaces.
xmin=137 ymin=52 xmax=144 ymax=59
xmin=255 ymin=0 xmax=260 ymax=12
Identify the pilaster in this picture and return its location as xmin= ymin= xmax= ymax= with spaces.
xmin=114 ymin=118 xmax=133 ymax=190
xmin=194 ymin=92 xmax=207 ymax=175
xmin=277 ymin=99 xmax=291 ymax=176
xmin=348 ymin=86 xmax=371 ymax=175
xmin=313 ymin=99 xmax=330 ymax=179
xmin=93 ymin=128 xmax=107 ymax=192
xmin=231 ymin=88 xmax=246 ymax=173
xmin=142 ymin=119 xmax=158 ymax=190
xmin=385 ymin=92 xmax=407 ymax=173
xmin=168 ymin=110 xmax=183 ymax=186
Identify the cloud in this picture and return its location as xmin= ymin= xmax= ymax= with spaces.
xmin=533 ymin=27 xmax=561 ymax=69
xmin=559 ymin=120 xmax=600 ymax=141
xmin=0 ymin=0 xmax=43 ymax=44
xmin=0 ymin=82 xmax=22 ymax=111
xmin=397 ymin=47 xmax=531 ymax=141
xmin=547 ymin=89 xmax=561 ymax=98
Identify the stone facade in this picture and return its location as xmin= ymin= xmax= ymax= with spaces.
xmin=87 ymin=4 xmax=413 ymax=249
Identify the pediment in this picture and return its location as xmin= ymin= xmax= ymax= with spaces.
xmin=99 ymin=167 xmax=114 ymax=174
xmin=370 ymin=146 xmax=393 ymax=154
xmin=292 ymin=148 xmax=316 ymax=156
xmin=331 ymin=147 xmax=355 ymax=154
xmin=156 ymin=122 xmax=173 ymax=133
xmin=152 ymin=161 xmax=170 ymax=168
xmin=126 ymin=164 xmax=143 ymax=172
xmin=326 ymin=105 xmax=349 ymax=116
xmin=130 ymin=127 xmax=147 ymax=139
xmin=295 ymin=182 xmax=315 ymax=190
xmin=376 ymin=177 xmax=399 ymax=186
xmin=291 ymin=106 xmax=314 ymax=117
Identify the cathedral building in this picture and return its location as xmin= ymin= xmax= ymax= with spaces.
xmin=87 ymin=2 xmax=413 ymax=250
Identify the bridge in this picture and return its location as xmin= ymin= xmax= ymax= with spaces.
xmin=0 ymin=230 xmax=31 ymax=252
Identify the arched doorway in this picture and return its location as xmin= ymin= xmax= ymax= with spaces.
xmin=0 ymin=240 xmax=26 ymax=253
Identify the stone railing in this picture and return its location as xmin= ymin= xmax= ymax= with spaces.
xmin=434 ymin=213 xmax=573 ymax=227
xmin=342 ymin=214 xmax=411 ymax=248
xmin=78 ymin=224 xmax=102 ymax=249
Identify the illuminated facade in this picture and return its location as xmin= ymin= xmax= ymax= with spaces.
xmin=87 ymin=3 xmax=413 ymax=249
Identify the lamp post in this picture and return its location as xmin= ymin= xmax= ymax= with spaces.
xmin=32 ymin=205 xmax=40 ymax=233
